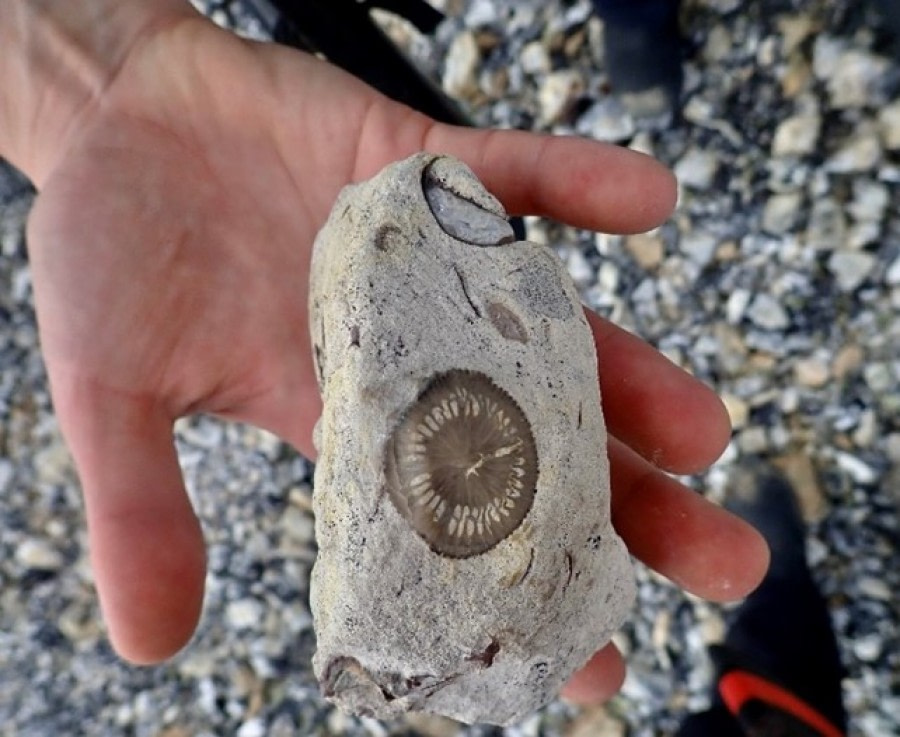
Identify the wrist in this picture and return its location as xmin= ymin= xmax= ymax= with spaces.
xmin=0 ymin=0 xmax=195 ymax=183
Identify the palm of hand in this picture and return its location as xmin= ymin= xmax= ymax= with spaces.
xmin=22 ymin=14 xmax=767 ymax=701
xmin=29 ymin=23 xmax=397 ymax=456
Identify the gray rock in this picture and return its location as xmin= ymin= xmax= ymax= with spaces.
xmin=674 ymin=149 xmax=719 ymax=190
xmin=442 ymin=31 xmax=481 ymax=99
xmin=762 ymin=191 xmax=803 ymax=234
xmin=519 ymin=41 xmax=550 ymax=75
xmin=308 ymin=153 xmax=634 ymax=725
xmin=827 ymin=129 xmax=882 ymax=173
xmin=827 ymin=250 xmax=876 ymax=291
xmin=848 ymin=180 xmax=888 ymax=222
xmin=576 ymin=98 xmax=636 ymax=142
xmin=806 ymin=196 xmax=847 ymax=251
xmin=538 ymin=69 xmax=584 ymax=125
xmin=15 ymin=537 xmax=65 ymax=571
xmin=225 ymin=598 xmax=266 ymax=630
xmin=747 ymin=293 xmax=790 ymax=331
xmin=827 ymin=50 xmax=889 ymax=110
xmin=771 ymin=114 xmax=821 ymax=156
xmin=852 ymin=634 xmax=882 ymax=662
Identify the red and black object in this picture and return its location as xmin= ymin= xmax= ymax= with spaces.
xmin=718 ymin=669 xmax=844 ymax=737
xmin=678 ymin=465 xmax=848 ymax=737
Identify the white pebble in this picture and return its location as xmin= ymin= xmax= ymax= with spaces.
xmin=577 ymin=98 xmax=636 ymax=142
xmin=827 ymin=251 xmax=875 ymax=292
xmin=826 ymin=50 xmax=889 ymax=109
xmin=225 ymin=598 xmax=266 ymax=630
xmin=738 ymin=426 xmax=769 ymax=454
xmin=465 ymin=0 xmax=497 ymax=27
xmin=538 ymin=70 xmax=584 ymax=125
xmin=852 ymin=633 xmax=882 ymax=662
xmin=679 ymin=231 xmax=718 ymax=266
xmin=442 ymin=31 xmax=480 ymax=99
xmin=834 ymin=451 xmax=878 ymax=485
xmin=747 ymin=293 xmax=790 ymax=330
xmin=848 ymin=180 xmax=888 ymax=222
xmin=237 ymin=718 xmax=266 ymax=737
xmin=793 ymin=356 xmax=831 ymax=388
xmin=726 ymin=288 xmax=752 ymax=324
xmin=857 ymin=576 xmax=891 ymax=601
xmin=16 ymin=538 xmax=64 ymax=571
xmin=827 ymin=131 xmax=882 ymax=173
xmin=519 ymin=41 xmax=550 ymax=75
xmin=762 ymin=191 xmax=803 ymax=233
xmin=675 ymin=149 xmax=719 ymax=190
xmin=772 ymin=114 xmax=821 ymax=156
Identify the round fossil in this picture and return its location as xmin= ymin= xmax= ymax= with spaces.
xmin=385 ymin=370 xmax=538 ymax=558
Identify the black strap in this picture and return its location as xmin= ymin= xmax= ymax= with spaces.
xmin=244 ymin=0 xmax=471 ymax=126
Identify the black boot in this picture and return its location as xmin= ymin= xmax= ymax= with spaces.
xmin=591 ymin=0 xmax=683 ymax=119
xmin=678 ymin=463 xmax=847 ymax=737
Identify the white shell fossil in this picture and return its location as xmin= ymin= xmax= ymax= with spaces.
xmin=308 ymin=153 xmax=635 ymax=725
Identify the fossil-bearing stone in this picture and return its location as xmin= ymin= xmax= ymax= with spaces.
xmin=308 ymin=153 xmax=635 ymax=726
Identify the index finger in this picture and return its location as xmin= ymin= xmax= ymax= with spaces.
xmin=423 ymin=126 xmax=678 ymax=234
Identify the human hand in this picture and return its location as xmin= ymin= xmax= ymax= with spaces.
xmin=3 ymin=1 xmax=767 ymax=700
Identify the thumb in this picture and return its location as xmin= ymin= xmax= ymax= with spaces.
xmin=53 ymin=378 xmax=206 ymax=664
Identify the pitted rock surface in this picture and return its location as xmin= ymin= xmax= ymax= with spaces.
xmin=308 ymin=153 xmax=634 ymax=725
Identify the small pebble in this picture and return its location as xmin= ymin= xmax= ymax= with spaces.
xmin=721 ymin=393 xmax=749 ymax=429
xmin=834 ymin=451 xmax=878 ymax=485
xmin=856 ymin=576 xmax=892 ymax=601
xmin=772 ymin=114 xmax=821 ymax=156
xmin=225 ymin=598 xmax=266 ymax=630
xmin=538 ymin=69 xmax=583 ymax=125
xmin=827 ymin=251 xmax=876 ymax=292
xmin=674 ymin=148 xmax=719 ymax=190
xmin=747 ymin=293 xmax=790 ymax=330
xmin=852 ymin=634 xmax=882 ymax=663
xmin=442 ymin=31 xmax=480 ymax=98
xmin=15 ymin=538 xmax=64 ymax=571
xmin=826 ymin=130 xmax=882 ymax=173
xmin=793 ymin=356 xmax=831 ymax=388
xmin=762 ymin=191 xmax=803 ymax=233
xmin=519 ymin=41 xmax=550 ymax=75
xmin=625 ymin=233 xmax=664 ymax=270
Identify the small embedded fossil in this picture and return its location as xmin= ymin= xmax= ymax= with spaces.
xmin=308 ymin=153 xmax=634 ymax=725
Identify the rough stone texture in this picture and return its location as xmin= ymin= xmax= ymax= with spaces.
xmin=308 ymin=153 xmax=634 ymax=725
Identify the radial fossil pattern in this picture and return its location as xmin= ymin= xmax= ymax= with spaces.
xmin=385 ymin=370 xmax=538 ymax=557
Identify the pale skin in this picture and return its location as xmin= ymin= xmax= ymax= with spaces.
xmin=0 ymin=0 xmax=768 ymax=705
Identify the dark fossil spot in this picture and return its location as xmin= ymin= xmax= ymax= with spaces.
xmin=486 ymin=302 xmax=528 ymax=343
xmin=373 ymin=223 xmax=403 ymax=252
xmin=384 ymin=370 xmax=538 ymax=558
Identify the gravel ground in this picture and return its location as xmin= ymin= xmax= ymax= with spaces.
xmin=1 ymin=1 xmax=898 ymax=736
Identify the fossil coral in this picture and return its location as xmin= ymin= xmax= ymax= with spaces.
xmin=384 ymin=369 xmax=538 ymax=558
